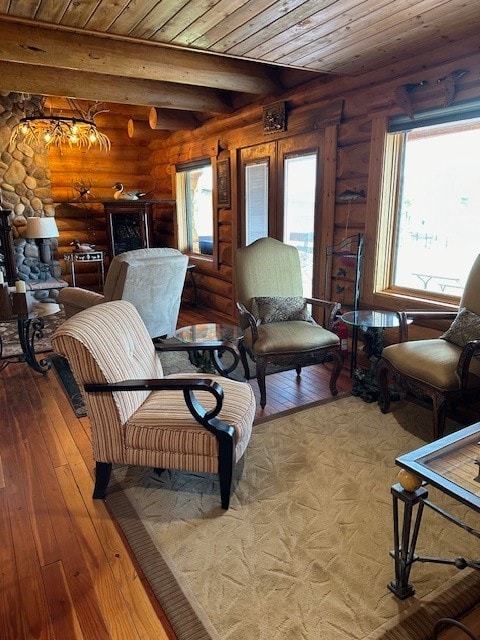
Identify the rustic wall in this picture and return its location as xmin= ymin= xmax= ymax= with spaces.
xmin=0 ymin=92 xmax=55 ymax=227
xmin=0 ymin=92 xmax=62 ymax=283
xmin=146 ymin=35 xmax=480 ymax=321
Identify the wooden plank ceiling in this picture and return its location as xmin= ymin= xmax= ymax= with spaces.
xmin=0 ymin=1 xmax=478 ymax=125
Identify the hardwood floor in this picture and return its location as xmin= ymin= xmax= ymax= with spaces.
xmin=0 ymin=305 xmax=352 ymax=639
xmin=1 ymin=304 xmax=477 ymax=639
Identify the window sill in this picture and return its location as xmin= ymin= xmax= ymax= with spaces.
xmin=370 ymin=288 xmax=459 ymax=312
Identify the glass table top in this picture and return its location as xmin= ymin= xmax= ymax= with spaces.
xmin=341 ymin=310 xmax=408 ymax=329
xmin=174 ymin=323 xmax=242 ymax=344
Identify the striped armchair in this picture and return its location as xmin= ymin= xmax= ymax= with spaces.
xmin=51 ymin=300 xmax=255 ymax=510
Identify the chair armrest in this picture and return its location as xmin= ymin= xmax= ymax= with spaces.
xmin=457 ymin=340 xmax=480 ymax=390
xmin=306 ymin=297 xmax=341 ymax=330
xmin=236 ymin=302 xmax=259 ymax=342
xmin=397 ymin=310 xmax=458 ymax=342
xmin=84 ymin=378 xmax=234 ymax=436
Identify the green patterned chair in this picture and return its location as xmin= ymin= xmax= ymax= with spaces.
xmin=376 ymin=254 xmax=480 ymax=441
xmin=51 ymin=300 xmax=255 ymax=510
xmin=234 ymin=237 xmax=343 ymax=408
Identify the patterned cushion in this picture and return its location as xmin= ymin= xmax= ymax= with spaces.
xmin=254 ymin=296 xmax=312 ymax=324
xmin=440 ymin=307 xmax=480 ymax=347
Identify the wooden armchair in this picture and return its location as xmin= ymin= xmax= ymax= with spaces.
xmin=51 ymin=300 xmax=255 ymax=510
xmin=234 ymin=237 xmax=343 ymax=408
xmin=376 ymin=254 xmax=480 ymax=440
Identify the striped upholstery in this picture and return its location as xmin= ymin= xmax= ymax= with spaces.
xmin=52 ymin=300 xmax=254 ymax=478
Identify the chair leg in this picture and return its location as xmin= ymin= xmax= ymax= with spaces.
xmin=256 ymin=357 xmax=268 ymax=408
xmin=376 ymin=358 xmax=391 ymax=414
xmin=239 ymin=343 xmax=251 ymax=379
xmin=217 ymin=432 xmax=234 ymax=510
xmin=92 ymin=461 xmax=112 ymax=499
xmin=432 ymin=395 xmax=448 ymax=441
xmin=329 ymin=350 xmax=343 ymax=396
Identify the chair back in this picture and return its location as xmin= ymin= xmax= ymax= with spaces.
xmin=104 ymin=248 xmax=188 ymax=338
xmin=460 ymin=254 xmax=480 ymax=314
xmin=234 ymin=237 xmax=303 ymax=326
xmin=52 ymin=300 xmax=164 ymax=462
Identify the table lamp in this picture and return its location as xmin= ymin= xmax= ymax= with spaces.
xmin=25 ymin=216 xmax=59 ymax=263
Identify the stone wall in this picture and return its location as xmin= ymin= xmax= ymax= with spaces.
xmin=0 ymin=92 xmax=60 ymax=283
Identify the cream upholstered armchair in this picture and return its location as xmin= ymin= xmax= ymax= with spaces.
xmin=51 ymin=300 xmax=255 ymax=510
xmin=376 ymin=254 xmax=480 ymax=441
xmin=234 ymin=237 xmax=343 ymax=408
xmin=58 ymin=248 xmax=188 ymax=339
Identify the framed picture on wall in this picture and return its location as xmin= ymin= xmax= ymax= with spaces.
xmin=217 ymin=158 xmax=231 ymax=208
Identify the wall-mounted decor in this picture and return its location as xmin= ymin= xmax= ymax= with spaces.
xmin=216 ymin=158 xmax=231 ymax=208
xmin=263 ymin=101 xmax=286 ymax=134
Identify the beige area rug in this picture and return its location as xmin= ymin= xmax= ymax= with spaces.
xmin=106 ymin=395 xmax=480 ymax=640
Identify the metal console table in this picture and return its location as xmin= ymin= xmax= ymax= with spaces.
xmin=64 ymin=251 xmax=105 ymax=288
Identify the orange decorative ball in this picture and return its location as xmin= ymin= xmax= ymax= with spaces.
xmin=398 ymin=469 xmax=422 ymax=492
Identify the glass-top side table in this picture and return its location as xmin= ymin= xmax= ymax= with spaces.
xmin=342 ymin=310 xmax=409 ymax=367
xmin=156 ymin=323 xmax=243 ymax=377
xmin=342 ymin=310 xmax=411 ymax=402
xmin=0 ymin=301 xmax=60 ymax=374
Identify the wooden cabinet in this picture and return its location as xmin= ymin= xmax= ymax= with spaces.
xmin=104 ymin=200 xmax=176 ymax=257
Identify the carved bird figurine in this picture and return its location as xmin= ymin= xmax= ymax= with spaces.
xmin=113 ymin=183 xmax=150 ymax=200
xmin=70 ymin=239 xmax=96 ymax=253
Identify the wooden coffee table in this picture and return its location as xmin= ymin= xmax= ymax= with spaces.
xmin=156 ymin=322 xmax=243 ymax=378
xmin=389 ymin=423 xmax=480 ymax=599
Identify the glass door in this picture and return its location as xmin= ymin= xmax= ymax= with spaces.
xmin=282 ymin=152 xmax=317 ymax=297
xmin=240 ymin=133 xmax=324 ymax=298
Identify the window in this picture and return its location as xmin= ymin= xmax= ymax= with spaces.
xmin=283 ymin=153 xmax=317 ymax=297
xmin=176 ymin=161 xmax=213 ymax=256
xmin=375 ymin=107 xmax=480 ymax=303
xmin=245 ymin=161 xmax=269 ymax=245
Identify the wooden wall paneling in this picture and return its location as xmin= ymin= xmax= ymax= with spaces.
xmin=335 ymin=202 xmax=366 ymax=231
xmin=336 ymin=142 xmax=371 ymax=180
xmin=337 ymin=115 xmax=373 ymax=146
xmin=318 ymin=125 xmax=337 ymax=304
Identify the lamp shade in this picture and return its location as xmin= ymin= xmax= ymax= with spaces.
xmin=25 ymin=216 xmax=59 ymax=239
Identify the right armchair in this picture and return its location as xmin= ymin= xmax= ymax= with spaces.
xmin=376 ymin=254 xmax=480 ymax=441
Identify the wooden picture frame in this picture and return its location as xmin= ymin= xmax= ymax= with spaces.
xmin=216 ymin=158 xmax=231 ymax=208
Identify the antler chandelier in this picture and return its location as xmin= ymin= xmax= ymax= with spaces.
xmin=11 ymin=97 xmax=111 ymax=152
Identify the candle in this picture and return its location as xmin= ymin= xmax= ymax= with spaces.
xmin=15 ymin=280 xmax=26 ymax=293
xmin=0 ymin=271 xmax=3 ymax=284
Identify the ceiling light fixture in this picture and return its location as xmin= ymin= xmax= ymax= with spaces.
xmin=11 ymin=97 xmax=111 ymax=152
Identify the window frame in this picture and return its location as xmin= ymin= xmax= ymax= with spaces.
xmin=363 ymin=117 xmax=468 ymax=313
xmin=174 ymin=157 xmax=217 ymax=266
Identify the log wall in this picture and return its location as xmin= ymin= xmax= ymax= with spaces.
xmin=143 ymin=34 xmax=480 ymax=321
xmin=44 ymin=36 xmax=480 ymax=311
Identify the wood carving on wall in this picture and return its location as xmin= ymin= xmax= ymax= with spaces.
xmin=393 ymin=81 xmax=428 ymax=119
xmin=263 ymin=101 xmax=286 ymax=134
xmin=437 ymin=69 xmax=468 ymax=107
xmin=216 ymin=158 xmax=231 ymax=208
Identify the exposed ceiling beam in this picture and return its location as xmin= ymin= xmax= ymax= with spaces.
xmin=0 ymin=20 xmax=280 ymax=95
xmin=0 ymin=61 xmax=233 ymax=113
xmin=149 ymin=108 xmax=198 ymax=131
